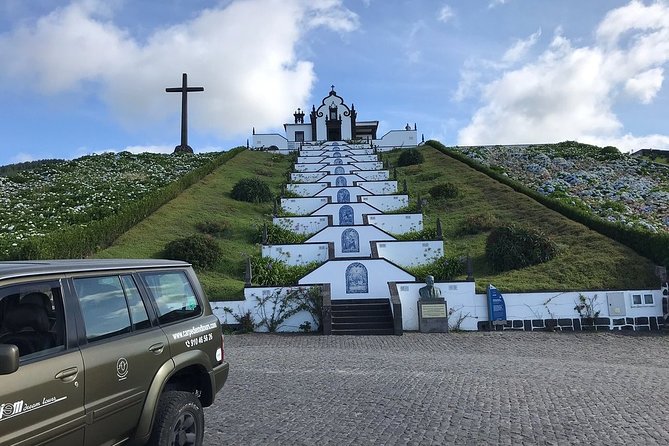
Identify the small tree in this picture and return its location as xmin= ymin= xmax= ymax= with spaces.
xmin=460 ymin=213 xmax=498 ymax=235
xmin=231 ymin=177 xmax=273 ymax=203
xmin=254 ymin=289 xmax=303 ymax=332
xmin=429 ymin=182 xmax=459 ymax=199
xmin=397 ymin=149 xmax=424 ymax=167
xmin=163 ymin=234 xmax=221 ymax=269
xmin=485 ymin=224 xmax=558 ymax=272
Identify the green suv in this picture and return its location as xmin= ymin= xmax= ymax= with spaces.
xmin=0 ymin=259 xmax=229 ymax=446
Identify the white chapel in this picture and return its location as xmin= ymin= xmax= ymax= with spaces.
xmin=251 ymin=86 xmax=418 ymax=152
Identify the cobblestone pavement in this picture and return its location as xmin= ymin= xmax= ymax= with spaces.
xmin=204 ymin=332 xmax=669 ymax=445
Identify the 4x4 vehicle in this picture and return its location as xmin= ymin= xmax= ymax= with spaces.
xmin=0 ymin=259 xmax=229 ymax=446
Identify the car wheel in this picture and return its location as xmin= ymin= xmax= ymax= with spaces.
xmin=149 ymin=391 xmax=204 ymax=446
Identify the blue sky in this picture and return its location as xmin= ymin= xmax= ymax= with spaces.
xmin=0 ymin=0 xmax=668 ymax=166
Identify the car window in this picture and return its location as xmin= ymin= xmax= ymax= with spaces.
xmin=120 ymin=275 xmax=150 ymax=330
xmin=74 ymin=276 xmax=132 ymax=342
xmin=141 ymin=271 xmax=201 ymax=324
xmin=0 ymin=281 xmax=66 ymax=359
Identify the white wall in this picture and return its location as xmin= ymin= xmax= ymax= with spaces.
xmin=367 ymin=213 xmax=423 ymax=234
xmin=314 ymin=203 xmax=381 ymax=225
xmin=395 ymin=282 xmax=477 ymax=331
xmin=395 ymin=284 xmax=664 ymax=331
xmin=216 ymin=284 xmax=663 ymax=333
xmin=300 ymin=259 xmax=415 ymax=299
xmin=294 ymin=163 xmax=327 ymax=172
xmin=281 ymin=197 xmax=330 ymax=215
xmin=316 ymin=186 xmax=370 ymax=203
xmin=252 ymin=133 xmax=288 ymax=149
xmin=291 ymin=172 xmax=326 ymax=183
xmin=307 ymin=225 xmax=396 ymax=258
xmin=321 ymin=157 xmax=357 ymax=164
xmin=227 ymin=287 xmax=317 ymax=332
xmin=273 ymin=216 xmax=330 ymax=234
xmin=262 ymin=243 xmax=330 ymax=265
xmin=373 ymin=130 xmax=417 ymax=150
xmin=360 ymin=195 xmax=409 ymax=211
xmin=374 ymin=240 xmax=443 ymax=267
xmin=351 ymin=155 xmax=379 ymax=162
xmin=317 ymin=174 xmax=366 ymax=187
xmin=297 ymin=156 xmax=325 ymax=164
xmin=352 ymin=162 xmax=384 ymax=171
xmin=358 ymin=181 xmax=398 ymax=194
xmin=320 ymin=151 xmax=354 ymax=158
xmin=286 ymin=183 xmax=326 ymax=197
xmin=319 ymin=165 xmax=357 ymax=174
xmin=284 ymin=124 xmax=312 ymax=142
xmin=354 ymin=170 xmax=389 ymax=181
xmin=483 ymin=290 xmax=664 ymax=321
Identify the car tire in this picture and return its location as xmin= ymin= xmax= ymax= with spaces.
xmin=148 ymin=390 xmax=204 ymax=446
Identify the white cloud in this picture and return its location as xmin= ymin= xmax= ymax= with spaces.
xmin=458 ymin=1 xmax=669 ymax=151
xmin=454 ymin=29 xmax=540 ymax=101
xmin=625 ymin=67 xmax=664 ymax=103
xmin=488 ymin=0 xmax=509 ymax=9
xmin=0 ymin=0 xmax=359 ymax=137
xmin=502 ymin=29 xmax=541 ymax=64
xmin=437 ymin=5 xmax=455 ymax=23
xmin=403 ymin=21 xmax=426 ymax=64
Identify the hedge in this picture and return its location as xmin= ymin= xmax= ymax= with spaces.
xmin=6 ymin=147 xmax=245 ymax=260
xmin=425 ymin=140 xmax=669 ymax=267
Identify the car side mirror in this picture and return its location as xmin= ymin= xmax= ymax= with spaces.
xmin=0 ymin=344 xmax=19 ymax=375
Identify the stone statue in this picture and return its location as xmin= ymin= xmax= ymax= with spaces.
xmin=419 ymin=275 xmax=442 ymax=300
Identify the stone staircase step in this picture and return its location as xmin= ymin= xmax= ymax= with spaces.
xmin=330 ymin=298 xmax=394 ymax=336
xmin=332 ymin=304 xmax=390 ymax=316
xmin=331 ymin=328 xmax=395 ymax=336
xmin=332 ymin=315 xmax=392 ymax=324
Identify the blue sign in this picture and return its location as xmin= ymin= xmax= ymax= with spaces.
xmin=487 ymin=284 xmax=507 ymax=323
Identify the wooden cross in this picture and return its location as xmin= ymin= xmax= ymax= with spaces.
xmin=166 ymin=73 xmax=204 ymax=153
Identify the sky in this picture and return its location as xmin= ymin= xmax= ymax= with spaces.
xmin=0 ymin=0 xmax=669 ymax=166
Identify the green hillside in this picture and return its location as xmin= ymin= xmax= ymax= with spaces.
xmin=389 ymin=146 xmax=658 ymax=292
xmin=96 ymin=144 xmax=658 ymax=299
xmin=95 ymin=150 xmax=292 ymax=299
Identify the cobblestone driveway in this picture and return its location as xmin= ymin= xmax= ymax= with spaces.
xmin=204 ymin=332 xmax=669 ymax=445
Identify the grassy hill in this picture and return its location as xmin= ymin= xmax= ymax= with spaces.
xmin=387 ymin=146 xmax=658 ymax=293
xmin=95 ymin=149 xmax=292 ymax=299
xmin=94 ymin=144 xmax=658 ymax=299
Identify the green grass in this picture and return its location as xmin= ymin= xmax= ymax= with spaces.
xmin=95 ymin=150 xmax=292 ymax=300
xmin=389 ymin=146 xmax=658 ymax=293
xmin=96 ymin=145 xmax=658 ymax=299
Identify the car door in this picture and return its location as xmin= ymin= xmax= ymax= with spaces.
xmin=69 ymin=274 xmax=169 ymax=446
xmin=0 ymin=279 xmax=85 ymax=446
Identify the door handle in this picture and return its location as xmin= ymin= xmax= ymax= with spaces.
xmin=55 ymin=367 xmax=79 ymax=383
xmin=149 ymin=343 xmax=165 ymax=354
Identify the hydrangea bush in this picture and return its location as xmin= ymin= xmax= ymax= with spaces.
xmin=0 ymin=151 xmax=223 ymax=258
xmin=449 ymin=142 xmax=669 ymax=233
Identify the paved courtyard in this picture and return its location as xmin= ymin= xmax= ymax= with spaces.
xmin=204 ymin=332 xmax=669 ymax=445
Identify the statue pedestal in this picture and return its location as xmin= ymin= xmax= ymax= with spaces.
xmin=417 ymin=298 xmax=448 ymax=333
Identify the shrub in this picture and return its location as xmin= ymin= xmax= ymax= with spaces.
xmin=485 ymin=224 xmax=558 ymax=272
xmin=163 ymin=234 xmax=221 ymax=269
xmin=406 ymin=255 xmax=465 ymax=281
xmin=249 ymin=256 xmax=320 ymax=286
xmin=255 ymin=223 xmax=308 ymax=244
xmin=461 ymin=213 xmax=498 ymax=235
xmin=425 ymin=140 xmax=669 ymax=267
xmin=196 ymin=220 xmax=231 ymax=238
xmin=393 ymin=226 xmax=438 ymax=241
xmin=429 ymin=182 xmax=459 ymax=199
xmin=397 ymin=149 xmax=424 ymax=167
xmin=230 ymin=177 xmax=273 ymax=203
